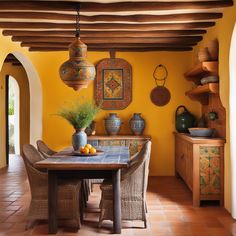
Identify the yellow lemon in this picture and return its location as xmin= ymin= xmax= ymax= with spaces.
xmin=90 ymin=147 xmax=96 ymax=154
xmin=85 ymin=144 xmax=92 ymax=149
xmin=79 ymin=147 xmax=84 ymax=153
xmin=83 ymin=147 xmax=90 ymax=154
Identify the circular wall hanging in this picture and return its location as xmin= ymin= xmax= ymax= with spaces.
xmin=150 ymin=64 xmax=171 ymax=106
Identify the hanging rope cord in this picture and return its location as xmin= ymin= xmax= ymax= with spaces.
xmin=153 ymin=64 xmax=168 ymax=87
xmin=75 ymin=4 xmax=81 ymax=38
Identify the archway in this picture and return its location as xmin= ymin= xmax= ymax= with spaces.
xmin=11 ymin=51 xmax=42 ymax=145
xmin=229 ymin=23 xmax=236 ymax=219
xmin=0 ymin=52 xmax=42 ymax=168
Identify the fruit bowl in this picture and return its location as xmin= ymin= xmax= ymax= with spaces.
xmin=72 ymin=149 xmax=104 ymax=156
xmin=188 ymin=128 xmax=214 ymax=137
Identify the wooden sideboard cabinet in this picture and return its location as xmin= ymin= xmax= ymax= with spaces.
xmin=174 ymin=132 xmax=225 ymax=207
xmin=88 ymin=135 xmax=151 ymax=157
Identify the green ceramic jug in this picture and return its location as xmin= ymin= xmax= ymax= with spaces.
xmin=175 ymin=105 xmax=195 ymax=133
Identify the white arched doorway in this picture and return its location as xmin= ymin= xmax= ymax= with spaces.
xmin=11 ymin=51 xmax=42 ymax=145
xmin=0 ymin=51 xmax=42 ymax=167
xmin=229 ymin=23 xmax=236 ymax=219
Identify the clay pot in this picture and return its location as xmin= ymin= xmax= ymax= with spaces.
xmin=129 ymin=113 xmax=145 ymax=135
xmin=104 ymin=113 xmax=122 ymax=135
xmin=198 ymin=47 xmax=211 ymax=62
xmin=207 ymin=39 xmax=219 ymax=61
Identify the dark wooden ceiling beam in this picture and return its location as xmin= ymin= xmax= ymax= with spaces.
xmin=0 ymin=22 xmax=215 ymax=30
xmin=12 ymin=36 xmax=202 ymax=44
xmin=0 ymin=12 xmax=223 ymax=22
xmin=0 ymin=1 xmax=232 ymax=12
xmin=21 ymin=42 xmax=197 ymax=48
xmin=2 ymin=29 xmax=207 ymax=37
xmin=28 ymin=47 xmax=193 ymax=52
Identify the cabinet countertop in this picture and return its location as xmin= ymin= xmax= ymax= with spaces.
xmin=174 ymin=132 xmax=225 ymax=144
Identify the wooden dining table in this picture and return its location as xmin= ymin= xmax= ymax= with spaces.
xmin=34 ymin=146 xmax=129 ymax=234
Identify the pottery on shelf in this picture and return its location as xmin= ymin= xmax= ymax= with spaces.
xmin=198 ymin=47 xmax=211 ymax=62
xmin=208 ymin=111 xmax=218 ymax=121
xmin=72 ymin=128 xmax=87 ymax=150
xmin=207 ymin=39 xmax=219 ymax=61
xmin=104 ymin=113 xmax=122 ymax=135
xmin=129 ymin=113 xmax=145 ymax=135
xmin=200 ymin=75 xmax=219 ymax=85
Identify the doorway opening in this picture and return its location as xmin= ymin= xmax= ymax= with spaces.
xmin=8 ymin=76 xmax=20 ymax=156
xmin=1 ymin=54 xmax=30 ymax=166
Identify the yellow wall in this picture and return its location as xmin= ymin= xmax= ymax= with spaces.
xmin=190 ymin=6 xmax=236 ymax=212
xmin=0 ymin=34 xmax=201 ymax=175
xmin=0 ymin=62 xmax=30 ymax=166
xmin=30 ymin=50 xmax=200 ymax=176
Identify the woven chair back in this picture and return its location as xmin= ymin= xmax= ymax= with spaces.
xmin=36 ymin=140 xmax=56 ymax=157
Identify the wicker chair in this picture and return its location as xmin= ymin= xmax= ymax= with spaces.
xmin=36 ymin=140 xmax=90 ymax=209
xmin=99 ymin=141 xmax=152 ymax=228
xmin=36 ymin=140 xmax=56 ymax=158
xmin=22 ymin=144 xmax=82 ymax=229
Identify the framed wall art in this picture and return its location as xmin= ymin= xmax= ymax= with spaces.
xmin=95 ymin=58 xmax=132 ymax=110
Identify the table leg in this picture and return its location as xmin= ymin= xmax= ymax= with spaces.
xmin=112 ymin=169 xmax=121 ymax=234
xmin=48 ymin=170 xmax=58 ymax=234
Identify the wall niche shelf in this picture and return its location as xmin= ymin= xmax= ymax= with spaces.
xmin=184 ymin=61 xmax=219 ymax=105
xmin=184 ymin=61 xmax=218 ymax=85
xmin=185 ymin=83 xmax=219 ymax=105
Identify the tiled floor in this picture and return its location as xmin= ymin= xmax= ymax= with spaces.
xmin=0 ymin=155 xmax=235 ymax=236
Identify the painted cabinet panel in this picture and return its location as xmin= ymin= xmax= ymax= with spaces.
xmin=174 ymin=133 xmax=224 ymax=207
xmin=199 ymin=146 xmax=221 ymax=195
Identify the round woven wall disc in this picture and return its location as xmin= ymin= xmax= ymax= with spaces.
xmin=150 ymin=86 xmax=171 ymax=106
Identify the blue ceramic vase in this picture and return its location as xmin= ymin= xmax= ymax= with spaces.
xmin=104 ymin=113 xmax=122 ymax=135
xmin=72 ymin=129 xmax=87 ymax=150
xmin=129 ymin=113 xmax=145 ymax=135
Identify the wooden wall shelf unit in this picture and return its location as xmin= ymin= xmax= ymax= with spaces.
xmin=184 ymin=61 xmax=218 ymax=85
xmin=174 ymin=132 xmax=225 ymax=207
xmin=88 ymin=135 xmax=151 ymax=156
xmin=184 ymin=62 xmax=219 ymax=105
xmin=183 ymin=59 xmax=226 ymax=138
xmin=185 ymin=83 xmax=219 ymax=105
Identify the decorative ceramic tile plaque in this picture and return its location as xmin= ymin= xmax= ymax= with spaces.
xmin=95 ymin=58 xmax=132 ymax=110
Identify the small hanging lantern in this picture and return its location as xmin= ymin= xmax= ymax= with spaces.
xmin=59 ymin=5 xmax=96 ymax=91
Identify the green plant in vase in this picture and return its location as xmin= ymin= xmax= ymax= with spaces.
xmin=57 ymin=99 xmax=100 ymax=150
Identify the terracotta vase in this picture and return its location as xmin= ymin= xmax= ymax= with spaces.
xmin=207 ymin=39 xmax=219 ymax=61
xmin=198 ymin=47 xmax=211 ymax=62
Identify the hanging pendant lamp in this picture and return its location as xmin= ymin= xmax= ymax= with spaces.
xmin=59 ymin=5 xmax=96 ymax=91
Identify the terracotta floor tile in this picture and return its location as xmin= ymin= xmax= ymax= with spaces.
xmin=0 ymin=155 xmax=235 ymax=236
xmin=151 ymin=227 xmax=172 ymax=236
xmin=0 ymin=223 xmax=15 ymax=230
xmin=207 ymin=228 xmax=233 ymax=236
